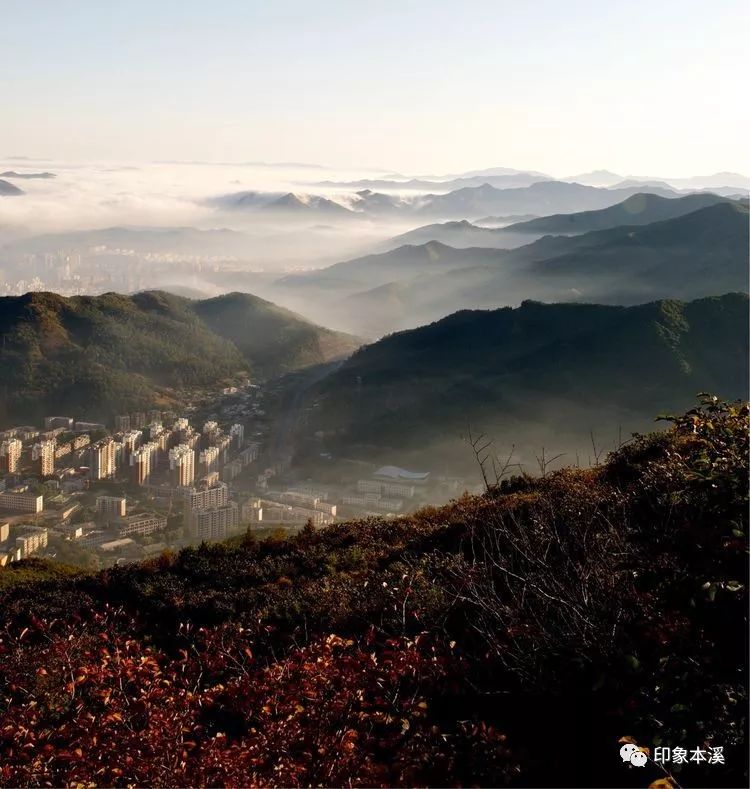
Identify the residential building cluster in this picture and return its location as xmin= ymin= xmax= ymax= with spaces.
xmin=0 ymin=522 xmax=49 ymax=565
xmin=0 ymin=406 xmax=259 ymax=564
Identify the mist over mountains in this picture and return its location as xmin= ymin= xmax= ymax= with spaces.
xmin=268 ymin=200 xmax=749 ymax=335
xmin=2 ymin=158 xmax=747 ymax=342
xmin=381 ymin=192 xmax=737 ymax=249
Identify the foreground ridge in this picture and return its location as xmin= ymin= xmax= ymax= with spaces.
xmin=0 ymin=397 xmax=747 ymax=787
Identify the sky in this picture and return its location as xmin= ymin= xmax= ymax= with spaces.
xmin=1 ymin=0 xmax=748 ymax=177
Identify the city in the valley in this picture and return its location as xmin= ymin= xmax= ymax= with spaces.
xmin=0 ymin=381 xmax=459 ymax=568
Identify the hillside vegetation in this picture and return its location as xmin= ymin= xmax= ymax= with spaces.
xmin=192 ymin=292 xmax=359 ymax=379
xmin=311 ymin=294 xmax=749 ymax=463
xmin=0 ymin=290 xmax=359 ymax=422
xmin=0 ymin=397 xmax=746 ymax=786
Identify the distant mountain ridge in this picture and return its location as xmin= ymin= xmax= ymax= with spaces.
xmin=0 ymin=179 xmax=24 ymax=196
xmin=311 ymin=173 xmax=548 ymax=191
xmin=277 ymin=201 xmax=749 ymax=336
xmin=501 ymin=191 xmax=737 ymax=235
xmin=0 ymin=171 xmax=56 ymax=179
xmin=208 ymin=180 xmax=691 ymax=221
xmin=412 ymin=180 xmax=679 ymax=218
xmin=381 ymin=193 xmax=735 ymax=250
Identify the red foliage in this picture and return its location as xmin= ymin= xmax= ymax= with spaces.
xmin=0 ymin=610 xmax=514 ymax=786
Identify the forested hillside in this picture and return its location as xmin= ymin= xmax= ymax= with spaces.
xmin=0 ymin=290 xmax=359 ymax=422
xmin=310 ymin=293 xmax=749 ymax=462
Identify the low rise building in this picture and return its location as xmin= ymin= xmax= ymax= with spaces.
xmin=255 ymin=500 xmax=334 ymax=528
xmin=44 ymin=416 xmax=73 ymax=430
xmin=276 ymin=491 xmax=337 ymax=517
xmin=357 ymin=479 xmax=416 ymax=499
xmin=0 ymin=488 xmax=44 ymax=513
xmin=99 ymin=537 xmax=136 ymax=553
xmin=54 ymin=521 xmax=85 ymax=539
xmin=15 ymin=526 xmax=48 ymax=558
xmin=342 ymin=494 xmax=404 ymax=513
xmin=75 ymin=421 xmax=105 ymax=433
xmin=79 ymin=528 xmax=110 ymax=548
xmin=116 ymin=512 xmax=168 ymax=537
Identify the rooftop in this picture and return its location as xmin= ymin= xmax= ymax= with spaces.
xmin=373 ymin=466 xmax=430 ymax=482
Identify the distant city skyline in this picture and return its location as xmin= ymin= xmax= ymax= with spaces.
xmin=1 ymin=0 xmax=748 ymax=176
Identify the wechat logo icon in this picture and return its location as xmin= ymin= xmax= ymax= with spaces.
xmin=620 ymin=742 xmax=648 ymax=767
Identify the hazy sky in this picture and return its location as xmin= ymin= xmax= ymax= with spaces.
xmin=1 ymin=0 xmax=748 ymax=176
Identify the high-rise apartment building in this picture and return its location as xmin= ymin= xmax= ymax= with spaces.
xmin=199 ymin=446 xmax=220 ymax=476
xmin=0 ymin=439 xmax=23 ymax=474
xmin=96 ymin=495 xmax=127 ymax=519
xmin=169 ymin=444 xmax=195 ymax=487
xmin=183 ymin=479 xmax=229 ymax=513
xmin=121 ymin=430 xmax=142 ymax=463
xmin=90 ymin=439 xmax=117 ymax=480
xmin=230 ymin=423 xmax=244 ymax=448
xmin=32 ymin=440 xmax=56 ymax=476
xmin=202 ymin=421 xmax=220 ymax=444
xmin=191 ymin=503 xmax=238 ymax=542
xmin=114 ymin=414 xmax=131 ymax=432
xmin=130 ymin=441 xmax=157 ymax=485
